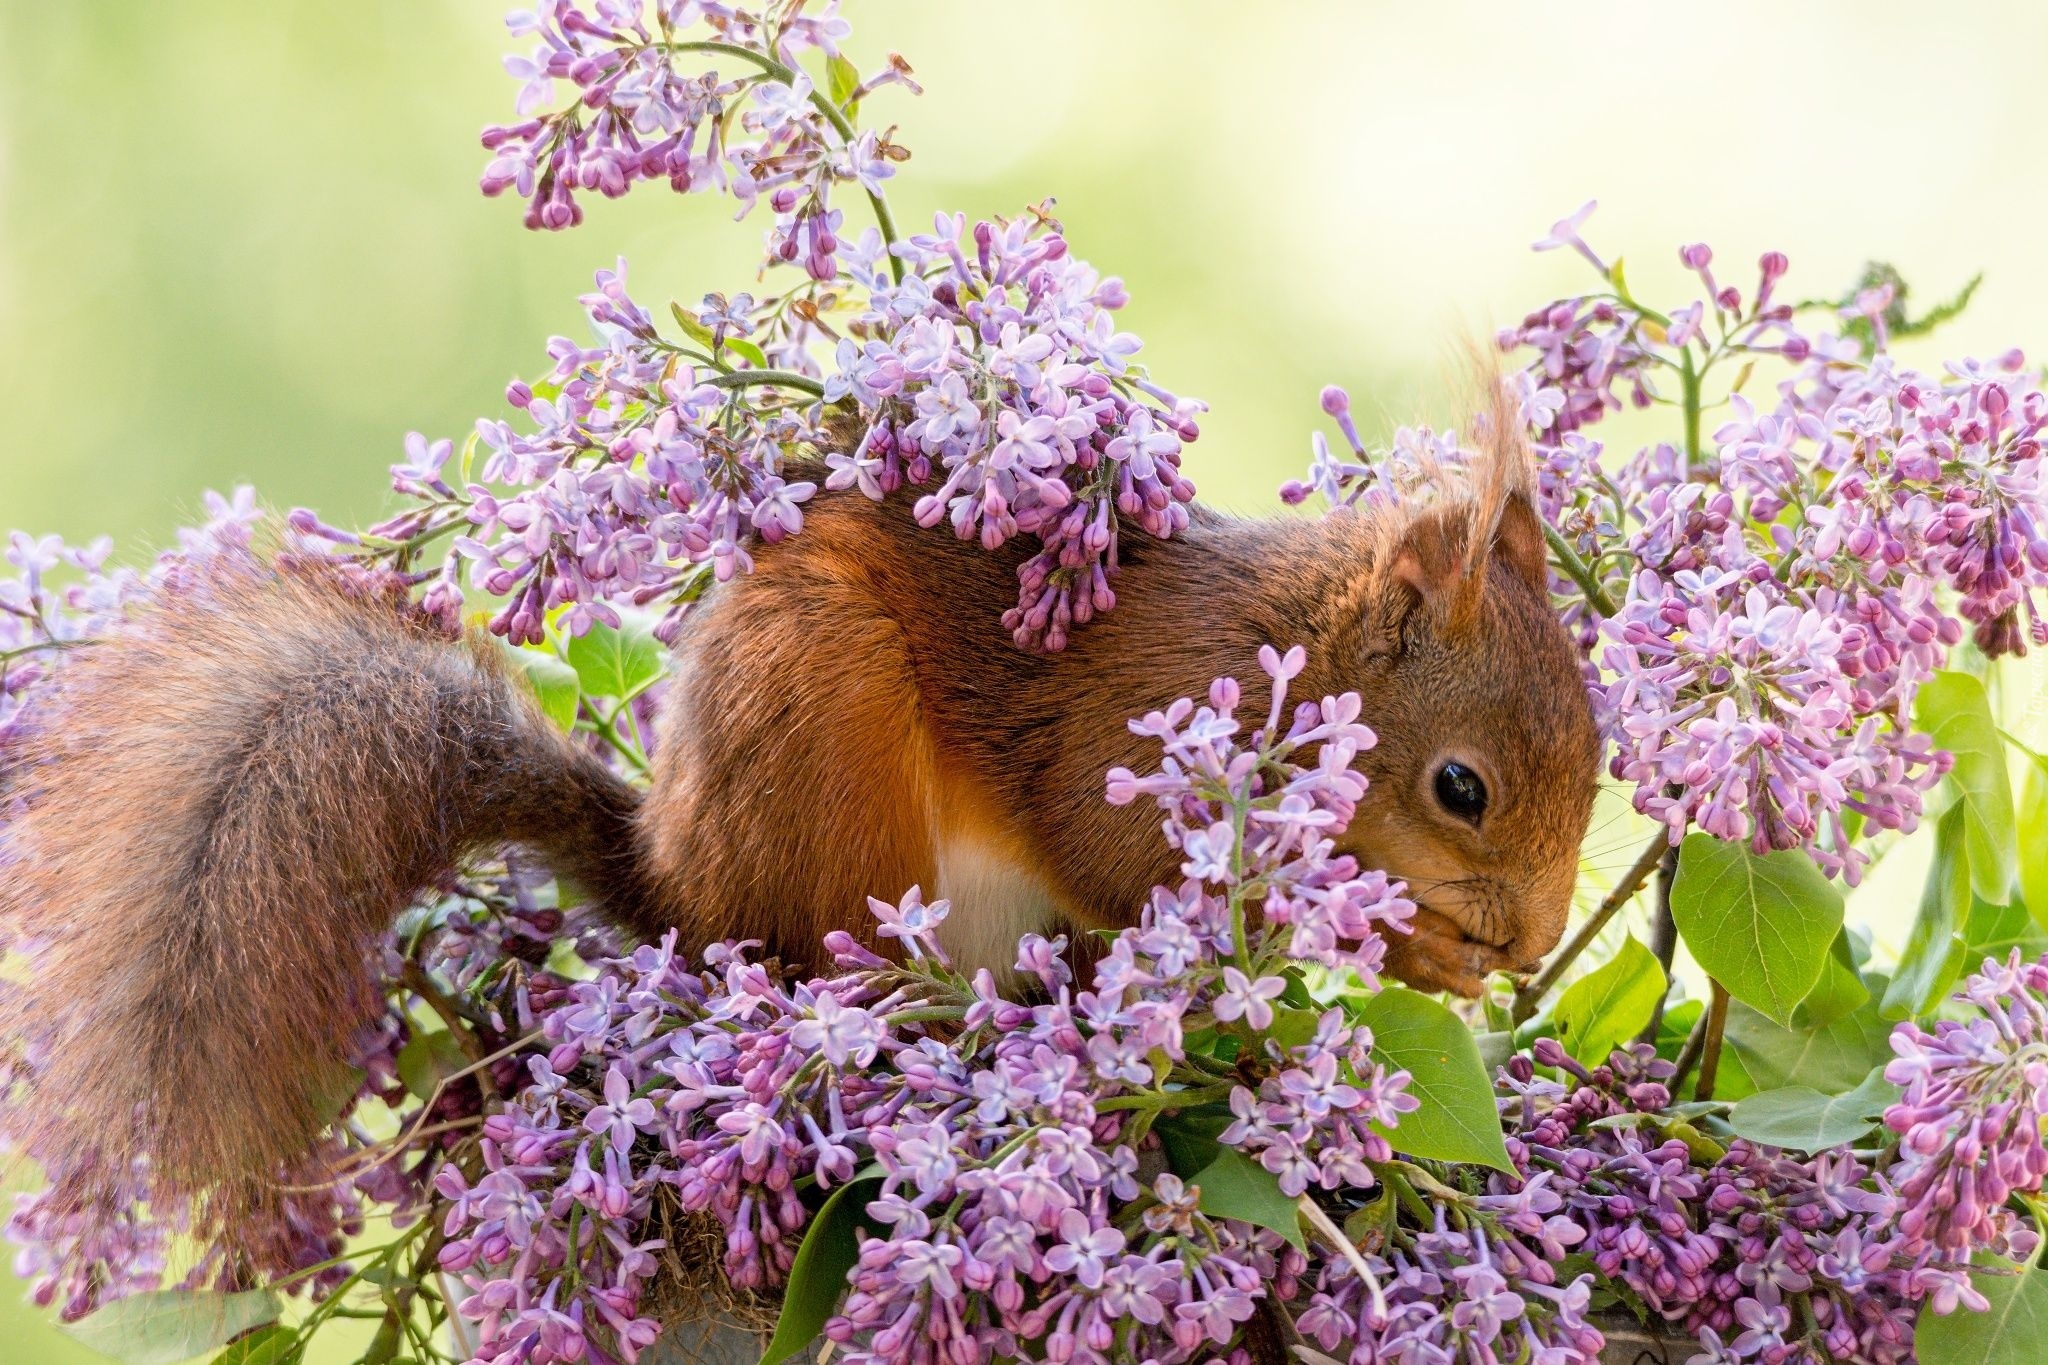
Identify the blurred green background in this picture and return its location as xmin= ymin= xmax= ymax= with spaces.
xmin=7 ymin=1 xmax=2048 ymax=1359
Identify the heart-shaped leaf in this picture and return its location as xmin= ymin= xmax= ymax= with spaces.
xmin=1186 ymin=1143 xmax=1306 ymax=1251
xmin=1917 ymin=670 xmax=2017 ymax=904
xmin=395 ymin=1027 xmax=472 ymax=1102
xmin=1358 ymin=987 xmax=1512 ymax=1172
xmin=209 ymin=1325 xmax=297 ymax=1365
xmin=1725 ymin=1068 xmax=1899 ymax=1152
xmin=1549 ymin=933 xmax=1665 ymax=1066
xmin=563 ymin=612 xmax=665 ymax=701
xmin=762 ymin=1168 xmax=882 ymax=1364
xmin=61 ymin=1290 xmax=281 ymax=1365
xmin=506 ymin=646 xmax=580 ymax=731
xmin=1917 ymin=1251 xmax=2048 ymax=1365
xmin=1724 ymin=990 xmax=1894 ymax=1098
xmin=1670 ymin=834 xmax=1843 ymax=1026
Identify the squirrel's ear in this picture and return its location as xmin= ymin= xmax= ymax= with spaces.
xmin=1366 ymin=503 xmax=1481 ymax=650
xmin=1470 ymin=484 xmax=1550 ymax=594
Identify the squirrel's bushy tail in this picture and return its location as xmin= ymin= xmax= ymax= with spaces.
xmin=0 ymin=554 xmax=648 ymax=1219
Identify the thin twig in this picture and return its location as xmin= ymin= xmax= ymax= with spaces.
xmin=1512 ymin=833 xmax=1670 ymax=1024
xmin=1635 ymin=846 xmax=1681 ymax=1045
xmin=1669 ymin=995 xmax=1713 ymax=1093
xmin=1692 ymin=981 xmax=1732 ymax=1101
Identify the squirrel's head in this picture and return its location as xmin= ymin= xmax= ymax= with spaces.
xmin=1313 ymin=405 xmax=1602 ymax=995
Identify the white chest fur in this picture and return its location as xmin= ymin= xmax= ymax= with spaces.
xmin=932 ymin=829 xmax=1066 ymax=981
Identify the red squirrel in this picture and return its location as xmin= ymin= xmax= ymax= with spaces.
xmin=0 ymin=394 xmax=1599 ymax=1228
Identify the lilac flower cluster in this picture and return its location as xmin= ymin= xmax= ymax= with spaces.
xmin=429 ymin=648 xmax=1434 ymax=1364
xmin=381 ymin=1 xmax=1205 ymax=650
xmin=1884 ymin=949 xmax=2048 ymax=1261
xmin=382 ymin=216 xmax=1199 ymax=649
xmin=1491 ymin=1036 xmax=2033 ymax=1365
xmin=821 ymin=210 xmax=1202 ymax=650
xmin=483 ymin=0 xmax=915 ymax=271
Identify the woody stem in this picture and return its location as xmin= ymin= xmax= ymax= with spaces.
xmin=1691 ymin=981 xmax=1732 ymax=1101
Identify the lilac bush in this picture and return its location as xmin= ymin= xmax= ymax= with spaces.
xmin=8 ymin=4 xmax=2048 ymax=1365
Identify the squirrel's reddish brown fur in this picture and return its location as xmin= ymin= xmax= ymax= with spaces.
xmin=0 ymin=394 xmax=1599 ymax=1241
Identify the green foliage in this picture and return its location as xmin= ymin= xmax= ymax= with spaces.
xmin=1185 ymin=1144 xmax=1307 ymax=1252
xmin=209 ymin=1325 xmax=297 ymax=1365
xmin=764 ymin=1168 xmax=883 ymax=1364
xmin=1155 ymin=1108 xmax=1306 ymax=1250
xmin=394 ymin=1027 xmax=470 ymax=1102
xmin=1968 ymin=892 xmax=2047 ymax=963
xmin=1723 ymin=989 xmax=1895 ymax=1096
xmin=1795 ymin=934 xmax=1870 ymax=1029
xmin=2021 ymin=756 xmax=2048 ymax=933
xmin=1917 ymin=671 xmax=2018 ymax=904
xmin=1548 ymin=933 xmax=1665 ymax=1065
xmin=1725 ymin=1068 xmax=1898 ymax=1152
xmin=1883 ymin=805 xmax=1975 ymax=1019
xmin=59 ymin=1290 xmax=281 ymax=1365
xmin=1358 ymin=988 xmax=1513 ymax=1172
xmin=562 ymin=613 xmax=666 ymax=701
xmin=1669 ymin=834 xmax=1843 ymax=1026
xmin=1156 ymin=1105 xmax=1232 ymax=1177
xmin=825 ymin=52 xmax=862 ymax=110
xmin=1916 ymin=1251 xmax=2048 ymax=1365
xmin=506 ymin=645 xmax=580 ymax=731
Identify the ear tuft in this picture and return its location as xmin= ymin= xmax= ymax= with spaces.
xmin=1466 ymin=368 xmax=1551 ymax=594
xmin=1362 ymin=367 xmax=1554 ymax=650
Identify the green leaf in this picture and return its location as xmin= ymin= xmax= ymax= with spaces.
xmin=763 ymin=1170 xmax=882 ymax=1364
xmin=1794 ymin=936 xmax=1869 ymax=1030
xmin=563 ymin=612 xmax=665 ymax=700
xmin=1725 ymin=1068 xmax=1899 ymax=1152
xmin=1548 ymin=933 xmax=1666 ymax=1065
xmin=1968 ymin=891 xmax=2047 ymax=963
xmin=1474 ymin=1029 xmax=1516 ymax=1075
xmin=1155 ymin=1105 xmax=1232 ymax=1179
xmin=1670 ymin=834 xmax=1844 ymax=1026
xmin=1916 ymin=1251 xmax=2048 ymax=1365
xmin=1724 ymin=990 xmax=1893 ymax=1095
xmin=2020 ymin=756 xmax=2048 ymax=934
xmin=1358 ymin=987 xmax=1513 ymax=1172
xmin=825 ymin=52 xmax=861 ymax=109
xmin=1654 ymin=997 xmax=1702 ymax=1064
xmin=722 ymin=335 xmax=771 ymax=370
xmin=209 ymin=1326 xmax=297 ymax=1365
xmin=395 ymin=1028 xmax=470 ymax=1102
xmin=62 ymin=1290 xmax=282 ymax=1365
xmin=1186 ymin=1142 xmax=1306 ymax=1251
xmin=506 ymin=646 xmax=579 ymax=731
xmin=1266 ymin=1003 xmax=1322 ymax=1052
xmin=1918 ymin=670 xmax=2017 ymax=904
xmin=1883 ymin=804 xmax=1974 ymax=1019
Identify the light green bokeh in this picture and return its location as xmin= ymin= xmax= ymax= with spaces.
xmin=5 ymin=2 xmax=2048 ymax=1360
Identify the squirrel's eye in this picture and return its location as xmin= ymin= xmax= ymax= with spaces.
xmin=1434 ymin=762 xmax=1488 ymax=824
